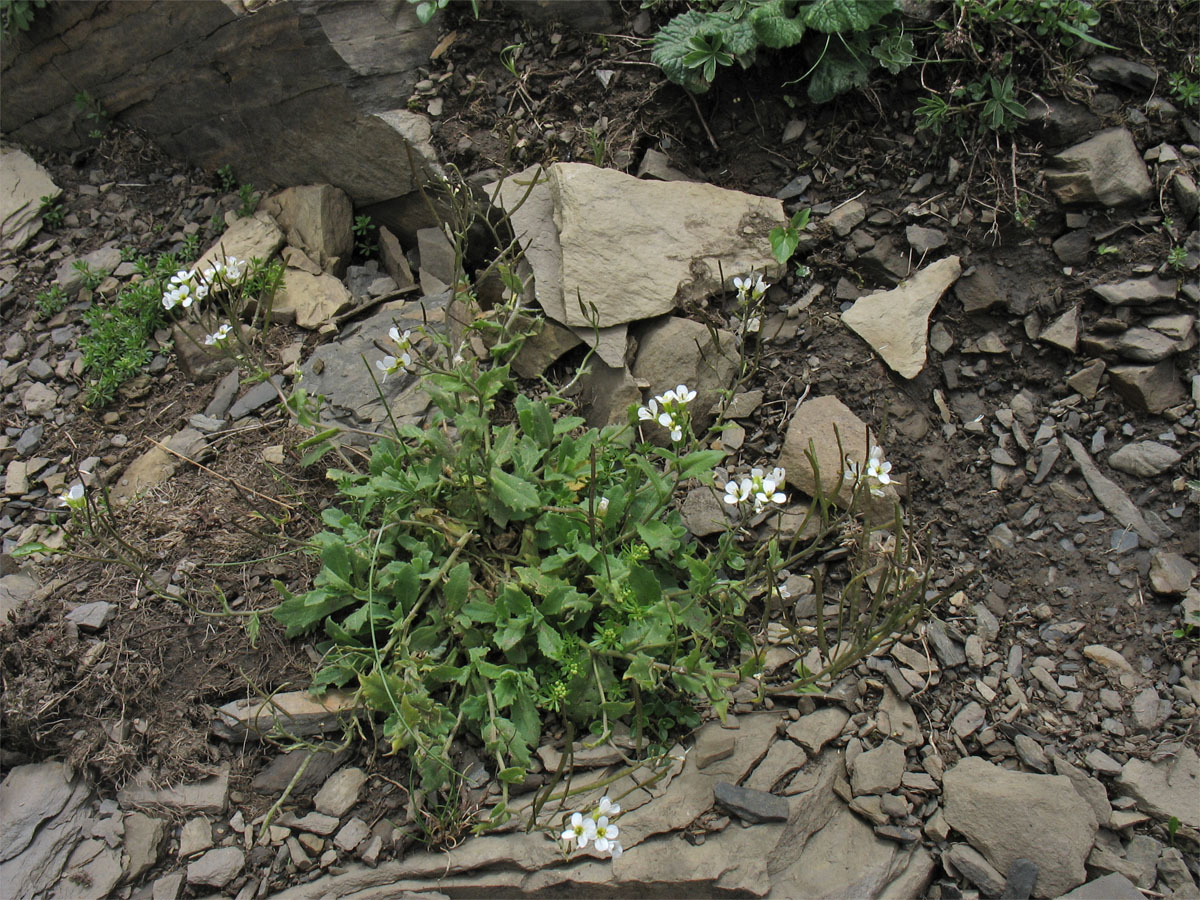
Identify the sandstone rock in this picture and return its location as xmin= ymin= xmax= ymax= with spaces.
xmin=1062 ymin=435 xmax=1162 ymax=546
xmin=1108 ymin=441 xmax=1181 ymax=477
xmin=186 ymin=846 xmax=243 ymax=889
xmin=212 ymin=689 xmax=358 ymax=741
xmin=65 ymin=601 xmax=114 ymax=632
xmin=22 ymin=382 xmax=57 ymax=418
xmin=56 ymin=837 xmax=124 ymax=900
xmin=777 ymin=395 xmax=897 ymax=518
xmin=1083 ymin=644 xmax=1135 ymax=674
xmin=1059 ymin=873 xmax=1145 ymax=899
xmin=1046 ymin=129 xmax=1153 ymax=207
xmin=121 ymin=812 xmax=164 ymax=884
xmin=841 ymin=255 xmax=961 ymax=378
xmin=0 ymin=572 xmax=39 ymax=622
xmin=945 ymin=843 xmax=1006 ymax=896
xmin=262 ymin=184 xmax=353 ymax=276
xmin=713 ymin=782 xmax=789 ymax=823
xmin=1039 ymin=305 xmax=1079 ymax=352
xmin=943 ymin=756 xmax=1097 ymax=897
xmin=745 ymin=739 xmax=808 ymax=794
xmin=694 ymin=726 xmax=736 ymax=769
xmin=377 ymin=225 xmax=414 ymax=289
xmin=630 ymin=317 xmax=737 ymax=435
xmin=1067 ymin=359 xmax=1106 ymax=398
xmin=416 ymin=226 xmax=456 ymax=295
xmin=196 ymin=212 xmax=285 ymax=276
xmin=1052 ymin=229 xmax=1092 ymax=265
xmin=177 ymin=817 xmax=213 ymax=858
xmin=273 ymin=265 xmax=353 ymax=329
xmin=1091 ymin=275 xmax=1177 ymax=306
xmin=769 ymin=804 xmax=904 ymax=900
xmin=0 ymin=762 xmax=79 ymax=862
xmin=955 ymin=264 xmax=1005 ymax=312
xmin=1086 ymin=55 xmax=1158 ymax=91
xmin=905 ymin=224 xmax=946 ymax=254
xmin=1111 ymin=326 xmax=1178 ymax=362
xmin=1173 ymin=172 xmax=1199 ymax=223
xmin=679 ymin=487 xmax=727 ymax=537
xmin=551 ymin=163 xmax=785 ymax=328
xmin=118 ymin=766 xmax=229 ymax=815
xmin=0 ymin=771 xmax=91 ymax=900
xmin=1021 ymin=96 xmax=1100 ymax=148
xmin=1116 ymin=745 xmax=1200 ymax=828
xmin=851 ymin=740 xmax=905 ymax=796
xmin=786 ymin=708 xmax=849 ymax=755
xmin=510 ymin=318 xmax=582 ymax=379
xmin=314 ymin=767 xmax=367 ymax=818
xmin=579 ymin=361 xmax=642 ymax=428
xmin=1148 ymin=550 xmax=1196 ymax=595
xmin=252 ymin=748 xmax=349 ymax=795
xmin=111 ymin=446 xmax=176 ymax=503
xmin=1108 ymin=360 xmax=1186 ymax=414
xmin=827 ymin=199 xmax=866 ymax=237
xmin=0 ymin=145 xmax=60 ymax=253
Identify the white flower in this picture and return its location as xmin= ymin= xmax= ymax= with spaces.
xmin=753 ymin=274 xmax=769 ymax=297
xmin=375 ymin=354 xmax=410 ymax=381
xmin=724 ymin=478 xmax=752 ymax=506
xmin=204 ymin=323 xmax=233 ymax=346
xmin=733 ymin=274 xmax=770 ymax=302
xmin=592 ymin=816 xmax=619 ymax=853
xmin=610 ymin=841 xmax=624 ymax=859
xmin=637 ymin=399 xmax=659 ymax=422
xmin=744 ymin=315 xmax=761 ymax=334
xmin=60 ymin=483 xmax=85 ymax=510
xmin=733 ymin=275 xmax=752 ymax=298
xmin=389 ymin=326 xmax=412 ymax=350
xmin=770 ymin=467 xmax=786 ymax=488
xmin=562 ymin=812 xmax=596 ymax=849
xmin=593 ymin=796 xmax=620 ymax=819
xmin=596 ymin=497 xmax=610 ymax=515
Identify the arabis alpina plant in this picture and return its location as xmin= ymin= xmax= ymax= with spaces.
xmin=561 ymin=797 xmax=623 ymax=860
xmin=375 ymin=327 xmax=416 ymax=381
xmin=161 ymin=270 xmax=209 ymax=310
xmin=733 ymin=273 xmax=769 ymax=303
xmin=724 ymin=466 xmax=787 ymax=514
xmin=844 ymin=446 xmax=893 ymax=497
xmin=204 ymin=323 xmax=233 ymax=346
xmin=562 ymin=811 xmax=597 ymax=850
xmin=637 ymin=384 xmax=696 ymax=442
xmin=59 ymin=483 xmax=85 ymax=510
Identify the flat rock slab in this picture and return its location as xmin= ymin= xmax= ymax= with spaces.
xmin=118 ymin=766 xmax=230 ymax=815
xmin=714 ymin=781 xmax=790 ymax=823
xmin=1 ymin=145 xmax=60 ymax=254
xmin=1116 ymin=744 xmax=1200 ymax=829
xmin=1062 ymin=435 xmax=1165 ymax=546
xmin=943 ymin=755 xmax=1098 ymax=897
xmin=0 ymin=762 xmax=80 ymax=863
xmin=1046 ymin=128 xmax=1153 ymax=207
xmin=212 ymin=689 xmax=358 ymax=740
xmin=841 ymin=255 xmax=961 ymax=379
xmin=550 ymin=162 xmax=785 ymax=328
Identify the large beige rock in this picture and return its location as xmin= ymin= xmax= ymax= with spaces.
xmin=262 ymin=185 xmax=353 ymax=276
xmin=211 ymin=690 xmax=358 ymax=741
xmin=196 ymin=212 xmax=284 ymax=273
xmin=943 ymin=756 xmax=1098 ymax=897
xmin=842 ymin=256 xmax=961 ymax=379
xmin=273 ymin=266 xmax=353 ymax=329
xmin=0 ymin=145 xmax=60 ymax=254
xmin=777 ymin=395 xmax=898 ymax=517
xmin=550 ymin=163 xmax=785 ymax=328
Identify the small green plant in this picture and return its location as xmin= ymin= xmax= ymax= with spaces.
xmin=34 ymin=284 xmax=68 ymax=320
xmin=1173 ymin=608 xmax=1199 ymax=640
xmin=1167 ymin=815 xmax=1181 ymax=846
xmin=769 ymin=206 xmax=811 ymax=266
xmin=499 ymin=42 xmax=523 ymax=79
xmin=585 ymin=127 xmax=607 ymax=167
xmin=1166 ymin=246 xmax=1188 ymax=271
xmin=917 ymin=72 xmax=1027 ymax=134
xmin=0 ymin=0 xmax=46 ymax=40
xmin=352 ymin=215 xmax=378 ymax=258
xmin=1096 ymin=244 xmax=1120 ymax=256
xmin=956 ymin=0 xmax=1113 ymax=49
xmin=1168 ymin=72 xmax=1199 ymax=109
xmin=73 ymin=260 xmax=107 ymax=292
xmin=208 ymin=213 xmax=227 ymax=237
xmin=407 ymin=0 xmax=479 ymax=25
xmin=216 ymin=164 xmax=238 ymax=193
xmin=73 ymin=90 xmax=108 ymax=140
xmin=39 ymin=195 xmax=64 ymax=229
xmin=237 ymin=183 xmax=260 ymax=218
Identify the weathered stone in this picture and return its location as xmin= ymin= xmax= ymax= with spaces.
xmin=952 ymin=701 xmax=987 ymax=738
xmin=172 ymin=322 xmax=238 ymax=384
xmin=186 ymin=846 xmax=243 ymax=889
xmin=1052 ymin=229 xmax=1092 ymax=265
xmin=510 ymin=318 xmax=582 ymax=379
xmin=851 ymin=741 xmax=906 ymax=796
xmin=1058 ymin=873 xmax=1145 ymax=899
xmin=0 ymin=762 xmax=79 ymax=862
xmin=1062 ymin=435 xmax=1162 ymax=546
xmin=262 ymin=184 xmax=353 ymax=276
xmin=121 ymin=812 xmax=165 ymax=883
xmin=827 ymin=199 xmax=866 ymax=237
xmin=1108 ymin=441 xmax=1181 ymax=477
xmin=679 ymin=486 xmax=727 ymax=537
xmin=0 ymin=571 xmax=38 ymax=622
xmin=65 ymin=600 xmax=115 ymax=632
xmin=955 ymin=264 xmax=1005 ymax=313
xmin=1116 ymin=745 xmax=1200 ymax=828
xmin=1148 ymin=550 xmax=1197 ymax=595
xmin=1046 ymin=129 xmax=1153 ymax=207
xmin=197 ymin=211 xmax=285 ymax=277
xmin=377 ymin=225 xmax=414 ymax=289
xmin=0 ymin=775 xmax=91 ymax=900
xmin=631 ymin=317 xmax=738 ymax=434
xmin=551 ymin=163 xmax=785 ymax=327
xmin=334 ymin=817 xmax=371 ymax=853
xmin=110 ymin=446 xmax=176 ymax=503
xmin=273 ymin=265 xmax=353 ymax=329
xmin=22 ymin=382 xmax=57 ymax=418
xmin=1086 ymin=55 xmax=1158 ymax=91
xmin=314 ymin=766 xmax=367 ymax=818
xmin=693 ymin=725 xmax=736 ymax=770
xmin=1108 ymin=360 xmax=1186 ymax=414
xmin=905 ymin=224 xmax=947 ymax=254
xmin=0 ymin=145 xmax=60 ymax=253
xmin=786 ymin=708 xmax=849 ymax=755
xmin=55 ymin=838 xmax=123 ymax=900
xmin=777 ymin=395 xmax=897 ymax=518
xmin=536 ymin=741 xmax=623 ymax=772
xmin=713 ymin=781 xmax=789 ymax=823
xmin=1111 ymin=326 xmax=1179 ymax=362
xmin=415 ymin=226 xmax=456 ymax=295
xmin=769 ymin=804 xmax=902 ymax=900
xmin=212 ymin=689 xmax=358 ymax=741
xmin=1022 ymin=96 xmax=1100 ymax=147
xmin=118 ymin=766 xmax=229 ymax=815
xmin=1039 ymin=305 xmax=1079 ymax=352
xmin=177 ymin=817 xmax=213 ymax=858
xmin=278 ymin=812 xmax=341 ymax=836
xmin=745 ymin=739 xmax=807 ymax=793
xmin=946 ymin=843 xmax=1006 ymax=896
xmin=151 ymin=870 xmax=185 ymax=900
xmin=1002 ymin=857 xmax=1040 ymax=900
xmin=943 ymin=756 xmax=1097 ymax=897
xmin=841 ymin=256 xmax=961 ymax=378
xmin=579 ymin=361 xmax=642 ymax=428
xmin=1092 ymin=276 xmax=1177 ymax=306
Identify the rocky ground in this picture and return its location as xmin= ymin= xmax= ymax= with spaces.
xmin=1 ymin=2 xmax=1199 ymax=899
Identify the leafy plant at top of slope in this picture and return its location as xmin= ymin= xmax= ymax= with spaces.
xmin=652 ymin=0 xmax=905 ymax=102
xmin=1 ymin=0 xmax=46 ymax=40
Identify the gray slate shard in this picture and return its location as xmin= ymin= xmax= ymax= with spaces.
xmin=713 ymin=781 xmax=789 ymax=823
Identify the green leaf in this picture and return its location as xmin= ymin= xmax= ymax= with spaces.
xmin=676 ymin=448 xmax=727 ymax=480
xmin=443 ymin=562 xmax=470 ymax=611
xmin=628 ymin=563 xmax=663 ymax=606
xmin=871 ymin=31 xmax=913 ymax=74
xmin=489 ymin=467 xmax=541 ymax=513
xmin=749 ymin=0 xmax=806 ymax=48
xmin=807 ymin=43 xmax=872 ymax=104
xmin=11 ymin=541 xmax=53 ymax=558
xmin=516 ymin=395 xmax=554 ymax=448
xmin=769 ymin=226 xmax=801 ymax=266
xmin=536 ymin=623 xmax=565 ymax=660
xmin=636 ymin=520 xmax=678 ymax=552
xmin=498 ymin=766 xmax=526 ymax=784
xmin=802 ymin=0 xmax=894 ymax=33
xmin=359 ymin=669 xmax=407 ymax=712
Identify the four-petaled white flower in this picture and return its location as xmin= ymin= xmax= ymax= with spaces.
xmin=389 ymin=326 xmax=412 ymax=350
xmin=593 ymin=796 xmax=620 ymax=820
xmin=845 ymin=446 xmax=894 ymax=497
xmin=636 ymin=398 xmax=659 ymax=423
xmin=724 ymin=478 xmax=752 ymax=506
xmin=592 ymin=816 xmax=619 ymax=854
xmin=204 ymin=323 xmax=233 ymax=346
xmin=162 ymin=270 xmax=209 ymax=311
xmin=596 ymin=496 xmax=610 ymax=515
xmin=60 ymin=483 xmax=85 ymax=510
xmin=725 ymin=466 xmax=788 ymax=514
xmin=733 ymin=273 xmax=770 ymax=302
xmin=638 ymin=385 xmax=695 ymax=443
xmin=376 ymin=355 xmax=405 ymax=381
xmin=562 ymin=812 xmax=596 ymax=849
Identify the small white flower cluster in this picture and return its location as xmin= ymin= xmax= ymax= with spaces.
xmin=161 ymin=257 xmax=247 ymax=311
xmin=724 ymin=466 xmax=787 ymax=514
xmin=561 ymin=796 xmax=622 ymax=859
xmin=204 ymin=322 xmax=233 ymax=346
xmin=843 ymin=445 xmax=893 ymax=497
xmin=376 ymin=326 xmax=414 ymax=382
xmin=733 ymin=273 xmax=769 ymax=303
xmin=637 ymin=384 xmax=696 ymax=443
xmin=59 ymin=483 xmax=85 ymax=510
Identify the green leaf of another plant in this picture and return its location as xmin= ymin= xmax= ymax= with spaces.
xmin=803 ymin=0 xmax=895 ymax=33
